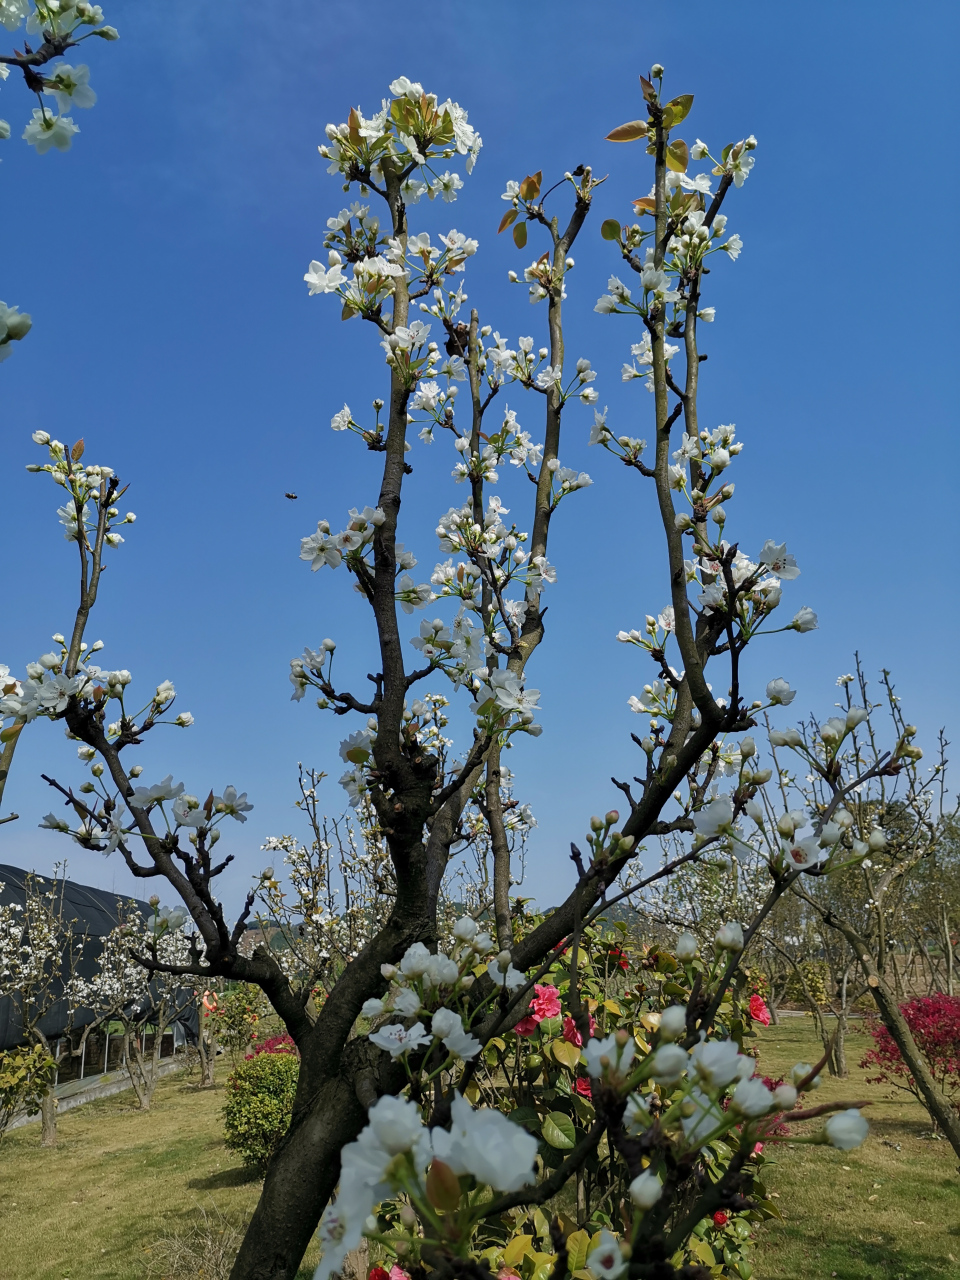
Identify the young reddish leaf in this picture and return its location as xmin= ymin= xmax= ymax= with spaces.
xmin=498 ymin=208 xmax=519 ymax=234
xmin=605 ymin=120 xmax=648 ymax=142
xmin=513 ymin=222 xmax=528 ymax=250
xmin=426 ymin=1159 xmax=461 ymax=1212
xmin=639 ymin=74 xmax=656 ymax=102
xmin=631 ymin=196 xmax=657 ymax=216
xmin=665 ymin=139 xmax=689 ymax=173
xmin=71 ymin=438 xmax=84 ymax=461
xmin=600 ymin=218 xmax=622 ymax=241
xmin=519 ymin=170 xmax=542 ymax=201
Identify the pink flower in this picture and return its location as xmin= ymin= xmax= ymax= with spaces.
xmin=514 ymin=983 xmax=562 ymax=1036
xmin=749 ymin=994 xmax=771 ymax=1026
xmin=562 ymin=1014 xmax=595 ymax=1047
xmin=389 ymin=1267 xmax=410 ymax=1280
xmin=531 ymin=983 xmax=562 ymax=1020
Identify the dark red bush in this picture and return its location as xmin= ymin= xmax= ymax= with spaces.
xmin=246 ymin=1033 xmax=299 ymax=1059
xmin=860 ymin=992 xmax=960 ymax=1103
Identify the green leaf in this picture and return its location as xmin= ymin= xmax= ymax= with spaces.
xmin=605 ymin=120 xmax=648 ymax=142
xmin=513 ymin=222 xmax=528 ymax=250
xmin=566 ymin=1230 xmax=590 ymax=1273
xmin=508 ymin=1105 xmax=542 ymax=1133
xmin=502 ymin=1236 xmax=533 ymax=1267
xmin=600 ymin=218 xmax=621 ymax=241
xmin=693 ymin=1239 xmax=718 ymax=1267
xmin=498 ymin=208 xmax=518 ymax=234
xmin=542 ymin=1111 xmax=576 ymax=1149
xmin=664 ymin=94 xmax=694 ymax=125
xmin=665 ymin=139 xmax=689 ymax=173
xmin=550 ymin=1038 xmax=581 ymax=1070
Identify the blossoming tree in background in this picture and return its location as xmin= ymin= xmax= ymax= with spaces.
xmin=0 ymin=868 xmax=86 ymax=1145
xmin=1 ymin=65 xmax=949 ymax=1280
xmin=70 ymin=901 xmax=194 ymax=1109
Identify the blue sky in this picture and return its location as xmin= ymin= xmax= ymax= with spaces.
xmin=1 ymin=0 xmax=957 ymax=916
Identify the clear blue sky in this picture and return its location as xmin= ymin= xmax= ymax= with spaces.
xmin=2 ymin=0 xmax=957 ymax=916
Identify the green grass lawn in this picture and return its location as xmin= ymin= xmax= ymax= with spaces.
xmin=0 ymin=1067 xmax=319 ymax=1280
xmin=1 ymin=1021 xmax=958 ymax=1279
xmin=752 ymin=1017 xmax=960 ymax=1280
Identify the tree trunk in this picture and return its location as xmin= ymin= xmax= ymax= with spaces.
xmin=944 ymin=907 xmax=954 ymax=998
xmin=123 ymin=1030 xmax=150 ymax=1110
xmin=39 ymin=1086 xmax=57 ymax=1148
xmin=229 ymin=1068 xmax=368 ymax=1280
xmin=199 ymin=1028 xmax=217 ymax=1087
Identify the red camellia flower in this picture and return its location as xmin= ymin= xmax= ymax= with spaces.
xmin=531 ymin=983 xmax=562 ymax=1020
xmin=712 ymin=1211 xmax=729 ymax=1228
xmin=608 ymin=946 xmax=629 ymax=972
xmin=574 ymin=1077 xmax=593 ymax=1098
xmin=749 ymin=993 xmax=771 ymax=1026
xmin=369 ymin=1268 xmax=390 ymax=1280
xmin=562 ymin=1013 xmax=596 ymax=1047
xmin=515 ymin=983 xmax=563 ymax=1036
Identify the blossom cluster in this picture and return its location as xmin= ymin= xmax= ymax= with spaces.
xmin=1 ymin=2 xmax=119 ymax=156
xmin=315 ymin=1090 xmax=536 ymax=1280
xmin=361 ymin=919 xmax=512 ymax=1062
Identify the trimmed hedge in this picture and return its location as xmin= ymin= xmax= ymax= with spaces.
xmin=222 ymin=1050 xmax=299 ymax=1168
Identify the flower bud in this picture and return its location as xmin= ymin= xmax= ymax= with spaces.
xmin=867 ymin=829 xmax=887 ymax=851
xmin=675 ymin=931 xmax=698 ymax=961
xmin=739 ymin=736 xmax=756 ymax=759
xmin=590 ymin=815 xmax=604 ymax=832
xmin=772 ymin=1084 xmax=797 ymax=1110
xmin=650 ymin=63 xmax=665 ymax=76
xmin=496 ymin=949 xmax=512 ymax=972
xmin=658 ymin=1004 xmax=687 ymax=1040
xmin=752 ymin=768 xmax=772 ymax=783
xmin=605 ymin=810 xmax=620 ymax=825
xmin=715 ymin=921 xmax=744 ymax=952
xmin=381 ymin=964 xmax=398 ymax=980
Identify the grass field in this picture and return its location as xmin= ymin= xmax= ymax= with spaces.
xmin=0 ymin=1020 xmax=957 ymax=1279
xmin=0 ymin=1066 xmax=319 ymax=1280
xmin=751 ymin=1018 xmax=960 ymax=1280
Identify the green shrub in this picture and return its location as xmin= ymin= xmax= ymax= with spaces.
xmin=222 ymin=1051 xmax=299 ymax=1168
